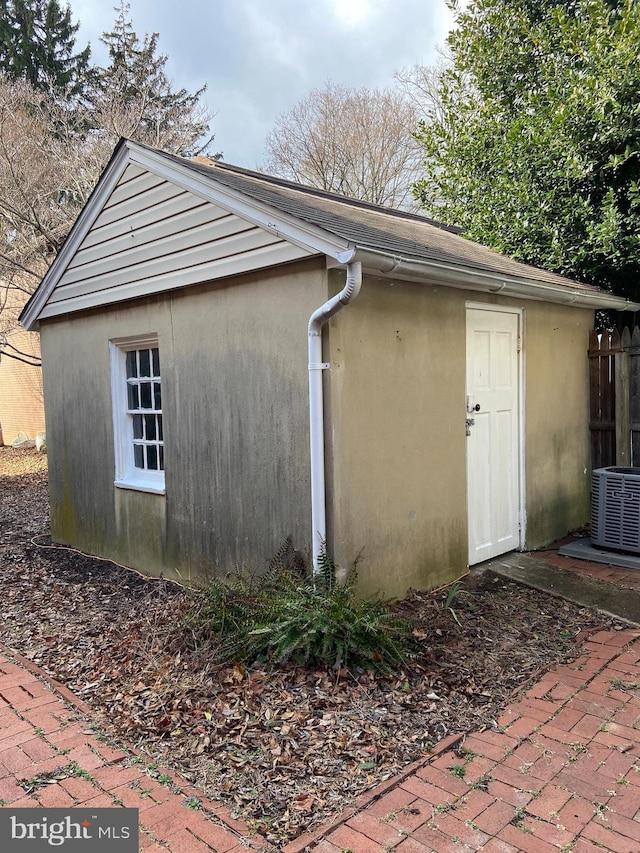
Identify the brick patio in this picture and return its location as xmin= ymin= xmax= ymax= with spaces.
xmin=284 ymin=629 xmax=640 ymax=853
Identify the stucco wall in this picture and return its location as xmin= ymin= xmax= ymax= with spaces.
xmin=326 ymin=274 xmax=468 ymax=599
xmin=521 ymin=301 xmax=592 ymax=547
xmin=40 ymin=258 xmax=327 ymax=581
xmin=325 ymin=273 xmax=593 ymax=599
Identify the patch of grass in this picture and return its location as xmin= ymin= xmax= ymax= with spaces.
xmin=65 ymin=761 xmax=93 ymax=781
xmin=455 ymin=745 xmax=477 ymax=760
xmin=611 ymin=678 xmax=640 ymax=691
xmin=510 ymin=806 xmax=533 ymax=833
xmin=469 ymin=774 xmax=489 ymax=791
xmin=185 ymin=540 xmax=417 ymax=671
xmin=19 ymin=762 xmax=93 ymax=793
xmin=450 ymin=764 xmax=466 ymax=779
xmin=442 ymin=582 xmax=464 ymax=625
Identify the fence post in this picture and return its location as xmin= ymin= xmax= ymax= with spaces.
xmin=630 ymin=326 xmax=640 ymax=466
xmin=615 ymin=327 xmax=630 ymax=466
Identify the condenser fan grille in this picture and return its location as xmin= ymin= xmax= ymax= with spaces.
xmin=592 ymin=467 xmax=640 ymax=553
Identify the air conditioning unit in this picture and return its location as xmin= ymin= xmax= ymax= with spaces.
xmin=592 ymin=466 xmax=640 ymax=554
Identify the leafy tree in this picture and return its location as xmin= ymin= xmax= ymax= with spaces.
xmin=0 ymin=0 xmax=90 ymax=96
xmin=264 ymin=82 xmax=422 ymax=210
xmin=414 ymin=0 xmax=640 ymax=298
xmin=87 ymin=1 xmax=214 ymax=156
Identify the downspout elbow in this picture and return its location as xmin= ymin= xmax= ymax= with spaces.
xmin=309 ymin=261 xmax=362 ymax=333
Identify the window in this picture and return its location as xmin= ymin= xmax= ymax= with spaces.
xmin=110 ymin=335 xmax=165 ymax=493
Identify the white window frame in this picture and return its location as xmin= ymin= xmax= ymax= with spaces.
xmin=110 ymin=333 xmax=165 ymax=495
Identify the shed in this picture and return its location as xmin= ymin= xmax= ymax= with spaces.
xmin=20 ymin=139 xmax=637 ymax=598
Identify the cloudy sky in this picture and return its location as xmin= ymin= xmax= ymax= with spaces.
xmin=70 ymin=0 xmax=455 ymax=168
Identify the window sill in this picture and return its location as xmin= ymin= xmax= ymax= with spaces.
xmin=115 ymin=478 xmax=166 ymax=496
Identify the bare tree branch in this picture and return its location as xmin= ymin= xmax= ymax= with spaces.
xmin=262 ymin=82 xmax=423 ymax=211
xmin=0 ymin=340 xmax=41 ymax=366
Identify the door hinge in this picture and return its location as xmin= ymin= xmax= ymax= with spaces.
xmin=516 ymin=335 xmax=522 ymax=353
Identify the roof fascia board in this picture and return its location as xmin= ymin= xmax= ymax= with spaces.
xmin=349 ymin=248 xmax=640 ymax=312
xmin=20 ymin=143 xmax=133 ymax=330
xmin=126 ymin=143 xmax=353 ymax=262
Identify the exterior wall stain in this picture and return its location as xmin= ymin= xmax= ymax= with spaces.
xmin=39 ymin=257 xmax=594 ymax=598
xmin=325 ymin=272 xmax=593 ymax=598
xmin=40 ymin=258 xmax=326 ymax=583
xmin=50 ymin=447 xmax=79 ymax=547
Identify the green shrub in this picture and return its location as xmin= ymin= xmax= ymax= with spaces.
xmin=186 ymin=540 xmax=415 ymax=671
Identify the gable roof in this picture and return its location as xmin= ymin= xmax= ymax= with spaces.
xmin=21 ymin=138 xmax=638 ymax=330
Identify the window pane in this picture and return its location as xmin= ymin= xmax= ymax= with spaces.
xmin=153 ymin=382 xmax=162 ymax=410
xmin=145 ymin=414 xmax=156 ymax=440
xmin=127 ymin=383 xmax=139 ymax=410
xmin=147 ymin=445 xmax=158 ymax=470
xmin=134 ymin=444 xmax=144 ymax=469
xmin=126 ymin=350 xmax=137 ymax=378
xmin=139 ymin=349 xmax=151 ymax=377
xmin=158 ymin=414 xmax=163 ymax=441
xmin=152 ymin=348 xmax=160 ymax=377
xmin=133 ymin=414 xmax=143 ymax=439
xmin=159 ymin=445 xmax=164 ymax=470
xmin=140 ymin=382 xmax=152 ymax=408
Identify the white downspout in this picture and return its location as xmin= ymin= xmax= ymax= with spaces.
xmin=308 ymin=261 xmax=362 ymax=574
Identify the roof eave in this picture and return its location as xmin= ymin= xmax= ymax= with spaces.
xmin=20 ymin=140 xmax=132 ymax=331
xmin=345 ymin=247 xmax=640 ymax=312
xmin=124 ymin=142 xmax=352 ymax=262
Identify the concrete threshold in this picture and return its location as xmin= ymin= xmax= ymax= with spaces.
xmin=481 ymin=551 xmax=640 ymax=626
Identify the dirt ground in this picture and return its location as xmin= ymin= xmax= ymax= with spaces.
xmin=0 ymin=447 xmax=625 ymax=844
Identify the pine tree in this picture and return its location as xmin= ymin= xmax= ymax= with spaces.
xmin=89 ymin=1 xmax=213 ymax=156
xmin=0 ymin=0 xmax=90 ymax=96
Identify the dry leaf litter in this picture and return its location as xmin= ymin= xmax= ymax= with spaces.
xmin=0 ymin=448 xmax=623 ymax=844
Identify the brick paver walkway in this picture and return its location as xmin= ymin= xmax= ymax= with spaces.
xmin=0 ymin=646 xmax=271 ymax=853
xmin=285 ymin=629 xmax=640 ymax=853
xmin=1 ymin=631 xmax=639 ymax=853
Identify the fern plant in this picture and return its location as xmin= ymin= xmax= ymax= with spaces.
xmin=186 ymin=540 xmax=415 ymax=671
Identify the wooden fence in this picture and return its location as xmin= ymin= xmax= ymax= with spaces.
xmin=589 ymin=326 xmax=640 ymax=469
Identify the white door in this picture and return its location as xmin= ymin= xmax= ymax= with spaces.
xmin=466 ymin=307 xmax=521 ymax=565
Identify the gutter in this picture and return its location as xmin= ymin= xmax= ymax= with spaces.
xmin=308 ymin=260 xmax=362 ymax=574
xmin=305 ymin=248 xmax=636 ymax=576
xmin=346 ymin=247 xmax=640 ymax=312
